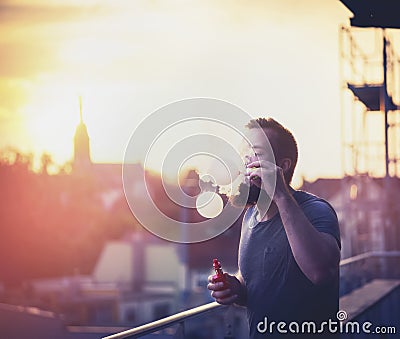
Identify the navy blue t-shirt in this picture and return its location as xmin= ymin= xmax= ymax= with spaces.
xmin=238 ymin=190 xmax=341 ymax=338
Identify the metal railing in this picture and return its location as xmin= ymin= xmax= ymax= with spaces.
xmin=339 ymin=250 xmax=400 ymax=296
xmin=103 ymin=251 xmax=400 ymax=339
xmin=340 ymin=250 xmax=400 ymax=266
xmin=102 ymin=302 xmax=224 ymax=339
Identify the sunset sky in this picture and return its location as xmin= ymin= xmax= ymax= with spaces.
xmin=1 ymin=0 xmax=399 ymax=186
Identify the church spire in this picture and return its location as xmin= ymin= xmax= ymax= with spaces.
xmin=73 ymin=96 xmax=91 ymax=172
xmin=79 ymin=96 xmax=83 ymax=123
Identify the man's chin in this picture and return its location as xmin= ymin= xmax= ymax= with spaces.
xmin=229 ymin=182 xmax=261 ymax=208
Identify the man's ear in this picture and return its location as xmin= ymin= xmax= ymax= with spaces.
xmin=279 ymin=158 xmax=292 ymax=173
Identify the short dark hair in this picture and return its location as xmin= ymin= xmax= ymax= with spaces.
xmin=246 ymin=118 xmax=298 ymax=183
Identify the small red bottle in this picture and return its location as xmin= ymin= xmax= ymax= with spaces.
xmin=212 ymin=258 xmax=226 ymax=283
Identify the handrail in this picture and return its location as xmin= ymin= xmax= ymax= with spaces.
xmin=102 ymin=301 xmax=223 ymax=339
xmin=104 ymin=251 xmax=400 ymax=339
xmin=339 ymin=250 xmax=400 ymax=266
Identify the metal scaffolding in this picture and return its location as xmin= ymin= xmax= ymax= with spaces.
xmin=339 ymin=0 xmax=400 ymax=253
xmin=339 ymin=26 xmax=400 ymax=177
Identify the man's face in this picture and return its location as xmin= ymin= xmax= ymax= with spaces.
xmin=229 ymin=128 xmax=276 ymax=207
xmin=245 ymin=128 xmax=276 ymax=163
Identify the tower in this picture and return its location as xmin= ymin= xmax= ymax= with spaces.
xmin=73 ymin=97 xmax=91 ymax=171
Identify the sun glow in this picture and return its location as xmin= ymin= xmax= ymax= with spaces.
xmin=0 ymin=0 xmax=370 ymax=183
xmin=22 ymin=75 xmax=116 ymax=167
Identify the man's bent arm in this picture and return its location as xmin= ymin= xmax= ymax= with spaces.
xmin=275 ymin=189 xmax=340 ymax=285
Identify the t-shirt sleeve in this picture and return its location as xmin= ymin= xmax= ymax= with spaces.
xmin=302 ymin=199 xmax=341 ymax=249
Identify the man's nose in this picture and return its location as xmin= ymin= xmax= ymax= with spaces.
xmin=244 ymin=154 xmax=256 ymax=165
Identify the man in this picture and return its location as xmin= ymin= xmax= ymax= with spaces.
xmin=208 ymin=118 xmax=341 ymax=338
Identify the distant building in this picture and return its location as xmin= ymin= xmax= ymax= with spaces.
xmin=0 ymin=302 xmax=123 ymax=338
xmin=70 ymin=99 xmax=145 ymax=212
xmin=301 ymin=175 xmax=400 ymax=259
